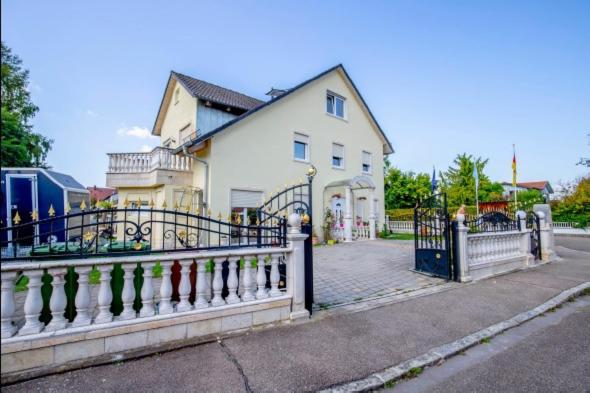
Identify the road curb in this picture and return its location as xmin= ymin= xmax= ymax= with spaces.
xmin=319 ymin=281 xmax=590 ymax=393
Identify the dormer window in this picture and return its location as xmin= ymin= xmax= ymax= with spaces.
xmin=326 ymin=92 xmax=345 ymax=119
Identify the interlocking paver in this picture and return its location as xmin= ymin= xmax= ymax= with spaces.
xmin=313 ymin=239 xmax=445 ymax=308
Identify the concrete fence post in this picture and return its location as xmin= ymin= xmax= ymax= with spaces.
xmin=287 ymin=213 xmax=310 ymax=320
xmin=455 ymin=213 xmax=471 ymax=282
xmin=516 ymin=210 xmax=531 ymax=258
xmin=537 ymin=212 xmax=555 ymax=262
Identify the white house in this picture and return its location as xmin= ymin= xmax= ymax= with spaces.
xmin=106 ymin=64 xmax=393 ymax=241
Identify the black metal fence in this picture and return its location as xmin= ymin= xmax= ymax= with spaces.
xmin=1 ymin=206 xmax=287 ymax=261
xmin=464 ymin=211 xmax=519 ymax=233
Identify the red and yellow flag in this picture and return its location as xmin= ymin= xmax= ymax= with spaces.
xmin=511 ymin=145 xmax=517 ymax=186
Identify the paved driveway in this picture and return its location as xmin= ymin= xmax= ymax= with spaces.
xmin=313 ymin=239 xmax=446 ymax=308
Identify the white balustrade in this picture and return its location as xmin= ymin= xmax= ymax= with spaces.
xmin=194 ymin=259 xmax=209 ymax=309
xmin=242 ymin=257 xmax=256 ymax=302
xmin=1 ymin=272 xmax=18 ymax=338
xmin=158 ymin=261 xmax=174 ymax=314
xmin=139 ymin=262 xmax=156 ymax=317
xmin=0 ymin=246 xmax=294 ymax=340
xmin=95 ymin=265 xmax=113 ymax=324
xmin=256 ymin=255 xmax=269 ymax=300
xmin=119 ymin=263 xmax=137 ymax=320
xmin=386 ymin=219 xmax=414 ymax=233
xmin=107 ymin=147 xmax=193 ymax=174
xmin=211 ymin=258 xmax=226 ymax=307
xmin=45 ymin=267 xmax=68 ymax=331
xmin=226 ymin=258 xmax=240 ymax=304
xmin=177 ymin=260 xmax=193 ymax=312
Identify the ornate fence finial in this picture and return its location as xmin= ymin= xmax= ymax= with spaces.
xmin=80 ymin=200 xmax=87 ymax=211
xmin=31 ymin=210 xmax=39 ymax=221
xmin=149 ymin=198 xmax=155 ymax=209
xmin=48 ymin=204 xmax=56 ymax=217
xmin=161 ymin=200 xmax=167 ymax=209
xmin=122 ymin=197 xmax=129 ymax=209
xmin=13 ymin=211 xmax=21 ymax=225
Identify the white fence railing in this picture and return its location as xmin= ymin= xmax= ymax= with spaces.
xmin=454 ymin=211 xmax=555 ymax=282
xmin=386 ymin=219 xmax=414 ymax=233
xmin=107 ymin=147 xmax=192 ymax=173
xmin=1 ymin=248 xmax=288 ymax=339
xmin=552 ymin=222 xmax=578 ymax=229
xmin=353 ymin=224 xmax=370 ymax=240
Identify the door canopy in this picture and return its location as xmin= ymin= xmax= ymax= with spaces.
xmin=325 ymin=175 xmax=375 ymax=190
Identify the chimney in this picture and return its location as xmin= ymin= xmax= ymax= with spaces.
xmin=265 ymin=87 xmax=288 ymax=100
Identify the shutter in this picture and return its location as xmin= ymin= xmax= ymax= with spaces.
xmin=333 ymin=143 xmax=344 ymax=158
xmin=294 ymin=133 xmax=309 ymax=144
xmin=231 ymin=190 xmax=262 ymax=208
xmin=362 ymin=151 xmax=372 ymax=165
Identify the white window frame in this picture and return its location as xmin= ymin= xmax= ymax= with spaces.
xmin=326 ymin=91 xmax=346 ymax=120
xmin=332 ymin=142 xmax=345 ymax=170
xmin=362 ymin=151 xmax=372 ymax=175
xmin=293 ymin=132 xmax=310 ymax=163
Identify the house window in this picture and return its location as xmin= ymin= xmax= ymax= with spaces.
xmin=326 ymin=92 xmax=345 ymax=118
xmin=179 ymin=123 xmax=192 ymax=144
xmin=332 ymin=143 xmax=344 ymax=168
xmin=362 ymin=151 xmax=372 ymax=174
xmin=174 ymin=88 xmax=180 ymax=105
xmin=293 ymin=133 xmax=309 ymax=162
xmin=230 ymin=190 xmax=263 ymax=243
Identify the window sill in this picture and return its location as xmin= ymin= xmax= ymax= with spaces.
xmin=326 ymin=112 xmax=348 ymax=122
xmin=294 ymin=158 xmax=310 ymax=164
xmin=332 ymin=166 xmax=345 ymax=171
xmin=362 ymin=171 xmax=373 ymax=176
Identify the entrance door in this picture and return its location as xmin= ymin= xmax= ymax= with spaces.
xmin=414 ymin=193 xmax=452 ymax=279
xmin=7 ymin=175 xmax=38 ymax=245
xmin=331 ymin=197 xmax=344 ymax=225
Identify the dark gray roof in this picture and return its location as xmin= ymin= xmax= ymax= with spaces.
xmin=179 ymin=64 xmax=394 ymax=154
xmin=46 ymin=170 xmax=87 ymax=190
xmin=172 ymin=71 xmax=264 ymax=111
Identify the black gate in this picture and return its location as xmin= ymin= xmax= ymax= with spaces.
xmin=526 ymin=211 xmax=542 ymax=260
xmin=257 ymin=167 xmax=316 ymax=315
xmin=414 ymin=193 xmax=453 ymax=279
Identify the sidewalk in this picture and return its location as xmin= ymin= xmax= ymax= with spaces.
xmin=4 ymin=246 xmax=589 ymax=393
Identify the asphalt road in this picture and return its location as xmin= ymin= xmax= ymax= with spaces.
xmin=555 ymin=235 xmax=590 ymax=253
xmin=387 ymin=296 xmax=590 ymax=393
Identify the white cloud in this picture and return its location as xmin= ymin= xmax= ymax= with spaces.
xmin=86 ymin=109 xmax=99 ymax=117
xmin=117 ymin=126 xmax=156 ymax=139
xmin=140 ymin=144 xmax=153 ymax=152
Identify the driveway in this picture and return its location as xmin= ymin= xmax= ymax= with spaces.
xmin=313 ymin=239 xmax=446 ymax=308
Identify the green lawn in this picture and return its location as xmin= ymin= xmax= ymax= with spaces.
xmin=380 ymin=232 xmax=415 ymax=241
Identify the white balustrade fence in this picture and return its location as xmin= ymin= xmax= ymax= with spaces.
xmin=107 ymin=147 xmax=192 ymax=173
xmin=386 ymin=218 xmax=414 ymax=233
xmin=353 ymin=224 xmax=370 ymax=240
xmin=454 ymin=211 xmax=554 ymax=282
xmin=1 ymin=249 xmax=290 ymax=340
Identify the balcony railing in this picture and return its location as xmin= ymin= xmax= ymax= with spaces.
xmin=107 ymin=147 xmax=192 ymax=173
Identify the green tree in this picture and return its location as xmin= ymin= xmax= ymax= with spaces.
xmin=384 ymin=159 xmax=431 ymax=209
xmin=551 ymin=176 xmax=590 ymax=227
xmin=439 ymin=153 xmax=504 ymax=206
xmin=1 ymin=42 xmax=52 ymax=167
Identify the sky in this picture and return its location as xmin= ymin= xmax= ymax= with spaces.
xmin=2 ymin=0 xmax=589 ymax=190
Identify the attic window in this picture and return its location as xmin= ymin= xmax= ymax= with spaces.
xmin=326 ymin=92 xmax=345 ymax=119
xmin=174 ymin=88 xmax=180 ymax=105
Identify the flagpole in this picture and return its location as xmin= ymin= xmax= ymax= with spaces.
xmin=513 ymin=144 xmax=517 ymax=210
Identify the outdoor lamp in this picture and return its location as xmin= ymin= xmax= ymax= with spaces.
xmin=307 ymin=165 xmax=317 ymax=181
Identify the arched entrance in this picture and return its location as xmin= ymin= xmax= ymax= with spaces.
xmin=324 ymin=175 xmax=377 ymax=242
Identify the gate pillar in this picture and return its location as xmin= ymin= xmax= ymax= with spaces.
xmin=287 ymin=214 xmax=310 ymax=320
xmin=537 ymin=212 xmax=554 ymax=262
xmin=455 ymin=214 xmax=470 ymax=282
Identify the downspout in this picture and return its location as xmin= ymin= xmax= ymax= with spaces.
xmin=182 ymin=145 xmax=209 ymax=215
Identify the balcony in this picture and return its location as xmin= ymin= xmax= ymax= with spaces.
xmin=106 ymin=147 xmax=193 ymax=188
